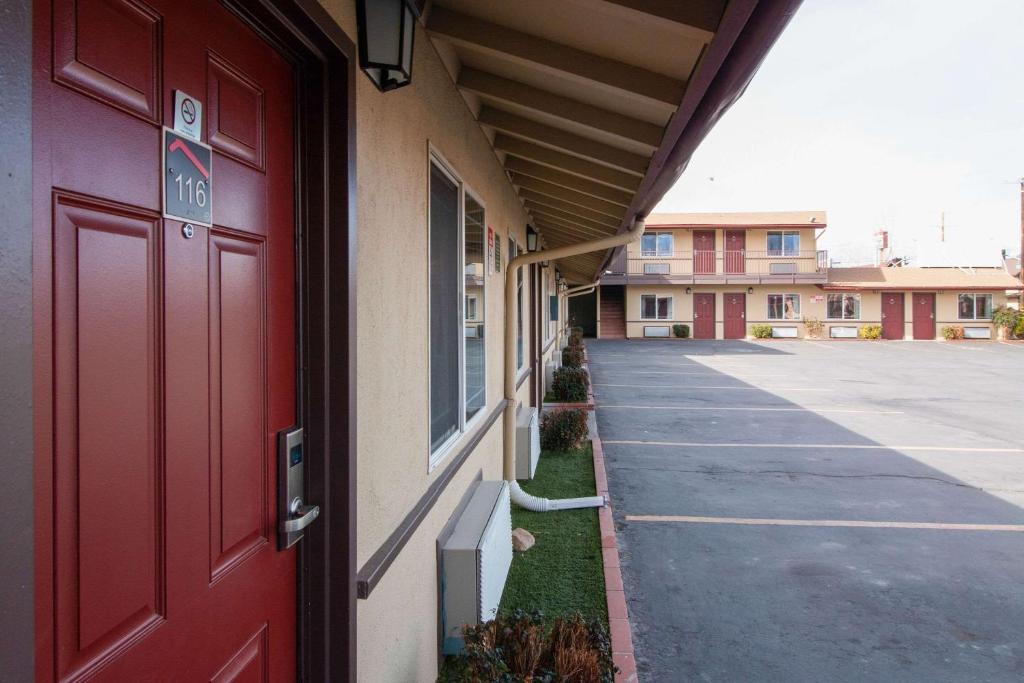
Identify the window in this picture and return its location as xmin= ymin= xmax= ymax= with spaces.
xmin=464 ymin=192 xmax=486 ymax=421
xmin=640 ymin=232 xmax=673 ymax=257
xmin=511 ymin=238 xmax=524 ymax=370
xmin=641 ymin=294 xmax=672 ymax=320
xmin=767 ymin=294 xmax=801 ymax=320
xmin=958 ymin=293 xmax=992 ymax=320
xmin=429 ymin=155 xmax=487 ymax=464
xmin=767 ymin=230 xmax=800 ymax=256
xmin=827 ymin=293 xmax=861 ymax=320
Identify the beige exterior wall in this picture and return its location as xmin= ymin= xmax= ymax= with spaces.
xmin=623 ymin=285 xmax=1009 ymax=340
xmin=314 ymin=3 xmax=543 ymax=680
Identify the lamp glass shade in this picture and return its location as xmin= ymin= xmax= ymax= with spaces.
xmin=358 ymin=0 xmax=416 ymax=92
xmin=526 ymin=228 xmax=538 ymax=252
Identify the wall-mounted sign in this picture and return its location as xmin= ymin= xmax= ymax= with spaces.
xmin=494 ymin=234 xmax=501 ymax=273
xmin=172 ymin=90 xmax=203 ymax=141
xmin=812 ymin=295 xmax=824 ymax=302
xmin=163 ymin=128 xmax=213 ymax=227
xmin=487 ymin=226 xmax=495 ymax=276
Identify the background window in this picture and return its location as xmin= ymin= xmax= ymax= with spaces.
xmin=510 ymin=239 xmax=524 ymax=369
xmin=767 ymin=230 xmax=800 ymax=256
xmin=958 ymin=293 xmax=992 ymax=320
xmin=827 ymin=293 xmax=860 ymax=320
xmin=768 ymin=294 xmax=800 ymax=320
xmin=464 ymin=193 xmax=485 ymax=421
xmin=429 ymin=162 xmax=460 ymax=453
xmin=641 ymin=232 xmax=674 ymax=256
xmin=641 ymin=294 xmax=672 ymax=320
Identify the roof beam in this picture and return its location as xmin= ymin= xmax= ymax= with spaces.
xmin=495 ymin=135 xmax=641 ymax=190
xmin=480 ymin=108 xmax=649 ymax=175
xmin=518 ymin=189 xmax=626 ymax=226
xmin=459 ymin=68 xmax=664 ymax=149
xmin=532 ymin=215 xmax=610 ymax=240
xmin=427 ymin=6 xmax=684 ymax=106
xmin=509 ymin=173 xmax=626 ymax=219
xmin=598 ymin=0 xmax=726 ymax=36
xmin=506 ymin=157 xmax=633 ymax=206
xmin=524 ymin=201 xmax=620 ymax=233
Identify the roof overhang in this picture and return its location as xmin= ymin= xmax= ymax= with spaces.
xmin=424 ymin=0 xmax=803 ymax=283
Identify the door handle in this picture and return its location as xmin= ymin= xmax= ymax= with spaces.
xmin=281 ymin=498 xmax=320 ymax=534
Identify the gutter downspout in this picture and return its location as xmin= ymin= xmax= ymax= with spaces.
xmin=503 ymin=217 xmax=646 ymax=511
xmin=558 ymin=283 xmax=597 ymax=348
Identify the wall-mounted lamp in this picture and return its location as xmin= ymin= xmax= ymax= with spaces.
xmin=357 ymin=0 xmax=420 ymax=92
xmin=747 ymin=287 xmax=754 ymax=295
xmin=685 ymin=287 xmax=692 ymax=295
xmin=526 ymin=226 xmax=539 ymax=252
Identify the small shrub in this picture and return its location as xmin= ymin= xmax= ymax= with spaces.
xmin=858 ymin=324 xmax=882 ymax=340
xmin=751 ymin=324 xmax=772 ymax=339
xmin=551 ymin=366 xmax=589 ymax=403
xmin=992 ymin=305 xmax=1020 ymax=336
xmin=803 ymin=316 xmax=825 ymax=339
xmin=1014 ymin=315 xmax=1024 ymax=339
xmin=941 ymin=325 xmax=964 ymax=340
xmin=540 ymin=408 xmax=589 ymax=451
xmin=672 ymin=324 xmax=690 ymax=338
xmin=567 ymin=329 xmax=585 ymax=349
xmin=561 ymin=344 xmax=584 ymax=368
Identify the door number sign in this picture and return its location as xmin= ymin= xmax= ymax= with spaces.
xmin=163 ymin=128 xmax=213 ymax=227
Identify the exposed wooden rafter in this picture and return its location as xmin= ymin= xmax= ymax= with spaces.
xmin=518 ymin=189 xmax=625 ymax=227
xmin=494 ymin=135 xmax=642 ymax=191
xmin=505 ymin=157 xmax=633 ymax=206
xmin=524 ymin=201 xmax=620 ymax=233
xmin=509 ymin=173 xmax=626 ymax=219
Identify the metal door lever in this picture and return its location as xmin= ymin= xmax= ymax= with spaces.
xmin=281 ymin=499 xmax=320 ymax=533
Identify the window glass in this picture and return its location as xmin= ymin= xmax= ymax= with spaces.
xmin=768 ymin=294 xmax=800 ymax=320
xmin=464 ymin=194 xmax=485 ymax=421
xmin=429 ymin=163 xmax=460 ymax=453
xmin=977 ymin=294 xmax=992 ymax=319
xmin=767 ymin=232 xmax=783 ymax=256
xmin=828 ymin=293 xmax=860 ymax=320
xmin=768 ymin=231 xmax=800 ymax=256
xmin=767 ymin=294 xmax=783 ymax=319
xmin=783 ymin=232 xmax=800 ymax=255
xmin=785 ymin=294 xmax=800 ymax=319
xmin=958 ymin=294 xmax=974 ymax=319
xmin=641 ymin=234 xmax=657 ymax=256
xmin=657 ymin=233 xmax=673 ymax=256
xmin=958 ymin=293 xmax=993 ymax=319
xmin=641 ymin=295 xmax=656 ymax=319
xmin=657 ymin=296 xmax=671 ymax=319
xmin=512 ymin=240 xmax=524 ymax=369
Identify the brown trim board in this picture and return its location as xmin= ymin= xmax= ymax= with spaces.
xmin=356 ymin=400 xmax=509 ymax=599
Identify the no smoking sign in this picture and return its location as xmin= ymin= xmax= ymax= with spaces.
xmin=173 ymin=90 xmax=203 ymax=141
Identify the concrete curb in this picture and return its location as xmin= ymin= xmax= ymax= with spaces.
xmin=591 ymin=431 xmax=638 ymax=682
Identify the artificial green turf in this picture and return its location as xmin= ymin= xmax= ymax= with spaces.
xmin=497 ymin=442 xmax=608 ymax=625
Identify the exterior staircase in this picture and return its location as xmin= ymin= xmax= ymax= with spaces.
xmin=599 ymin=286 xmax=626 ymax=339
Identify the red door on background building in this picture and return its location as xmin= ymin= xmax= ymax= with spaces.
xmin=724 ymin=230 xmax=745 ymax=274
xmin=724 ymin=293 xmax=746 ymax=339
xmin=882 ymin=293 xmax=905 ymax=339
xmin=912 ymin=293 xmax=936 ymax=340
xmin=35 ymin=1 xmax=299 ymax=680
xmin=693 ymin=230 xmax=716 ymax=274
xmin=694 ymin=293 xmax=716 ymax=339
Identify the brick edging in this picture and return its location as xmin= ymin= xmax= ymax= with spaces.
xmin=591 ymin=432 xmax=638 ymax=682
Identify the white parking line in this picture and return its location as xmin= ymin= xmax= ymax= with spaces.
xmin=625 ymin=515 xmax=1024 ymax=532
xmin=592 ymin=384 xmax=830 ymax=391
xmin=597 ymin=405 xmax=904 ymax=415
xmin=602 ymin=440 xmax=1024 ymax=453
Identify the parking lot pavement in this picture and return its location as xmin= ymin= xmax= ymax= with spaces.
xmin=590 ymin=339 xmax=1024 ymax=682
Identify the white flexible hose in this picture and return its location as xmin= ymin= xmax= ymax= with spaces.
xmin=508 ymin=480 xmax=606 ymax=512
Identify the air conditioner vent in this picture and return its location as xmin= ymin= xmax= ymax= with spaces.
xmin=516 ymin=406 xmax=540 ymax=479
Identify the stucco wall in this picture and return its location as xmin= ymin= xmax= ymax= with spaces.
xmin=623 ymin=285 xmax=1009 ymax=340
xmin=314 ymin=3 xmax=535 ymax=680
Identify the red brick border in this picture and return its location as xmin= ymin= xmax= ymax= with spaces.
xmin=592 ymin=435 xmax=638 ymax=682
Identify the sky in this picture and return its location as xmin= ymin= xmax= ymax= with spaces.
xmin=655 ymin=0 xmax=1024 ymax=267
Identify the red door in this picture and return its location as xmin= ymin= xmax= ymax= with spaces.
xmin=724 ymin=230 xmax=745 ymax=274
xmin=693 ymin=230 xmax=716 ymax=274
xmin=912 ymin=293 xmax=936 ymax=340
xmin=724 ymin=293 xmax=746 ymax=339
xmin=693 ymin=293 xmax=716 ymax=339
xmin=882 ymin=293 xmax=905 ymax=339
xmin=35 ymin=1 xmax=298 ymax=680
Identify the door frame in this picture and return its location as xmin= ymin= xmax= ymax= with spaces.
xmin=693 ymin=230 xmax=716 ymax=275
xmin=912 ymin=292 xmax=936 ymax=340
xmin=693 ymin=292 xmax=716 ymax=339
xmin=21 ymin=1 xmax=359 ymax=681
xmin=723 ymin=292 xmax=746 ymax=339
xmin=881 ymin=292 xmax=905 ymax=340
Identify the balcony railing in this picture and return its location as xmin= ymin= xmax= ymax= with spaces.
xmin=605 ymin=250 xmax=828 ymax=281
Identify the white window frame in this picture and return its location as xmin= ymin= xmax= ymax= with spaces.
xmin=767 ymin=293 xmax=801 ymax=320
xmin=427 ymin=148 xmax=487 ymax=471
xmin=510 ymin=238 xmax=525 ymax=371
xmin=640 ymin=294 xmax=673 ymax=320
xmin=640 ymin=232 xmax=674 ymax=257
xmin=767 ymin=230 xmax=801 ymax=257
xmin=827 ymin=293 xmax=861 ymax=320
xmin=465 ymin=294 xmax=478 ymax=321
xmin=957 ymin=293 xmax=993 ymax=320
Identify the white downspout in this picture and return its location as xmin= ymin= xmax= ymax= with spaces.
xmin=558 ymin=283 xmax=597 ymax=349
xmin=503 ymin=217 xmax=646 ymax=511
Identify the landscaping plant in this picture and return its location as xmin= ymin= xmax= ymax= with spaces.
xmin=561 ymin=345 xmax=584 ymax=368
xmin=941 ymin=325 xmax=964 ymax=340
xmin=672 ymin=324 xmax=690 ymax=338
xmin=858 ymin=324 xmax=882 ymax=340
xmin=803 ymin=316 xmax=825 ymax=339
xmin=991 ymin=305 xmax=1020 ymax=339
xmin=1014 ymin=315 xmax=1024 ymax=340
xmin=539 ymin=408 xmax=589 ymax=451
xmin=751 ymin=324 xmax=773 ymax=339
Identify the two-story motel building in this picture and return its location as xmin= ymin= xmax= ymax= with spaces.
xmin=597 ymin=212 xmax=1023 ymax=340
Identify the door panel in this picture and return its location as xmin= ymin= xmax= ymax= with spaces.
xmin=724 ymin=230 xmax=745 ymax=274
xmin=694 ymin=293 xmax=716 ymax=339
xmin=882 ymin=293 xmax=905 ymax=340
xmin=37 ymin=1 xmax=298 ymax=680
xmin=724 ymin=293 xmax=746 ymax=339
xmin=913 ymin=293 xmax=936 ymax=340
xmin=693 ymin=230 xmax=716 ymax=275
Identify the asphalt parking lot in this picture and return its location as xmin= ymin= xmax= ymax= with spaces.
xmin=590 ymin=338 xmax=1024 ymax=682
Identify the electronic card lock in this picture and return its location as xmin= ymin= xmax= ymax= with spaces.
xmin=277 ymin=427 xmax=319 ymax=550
